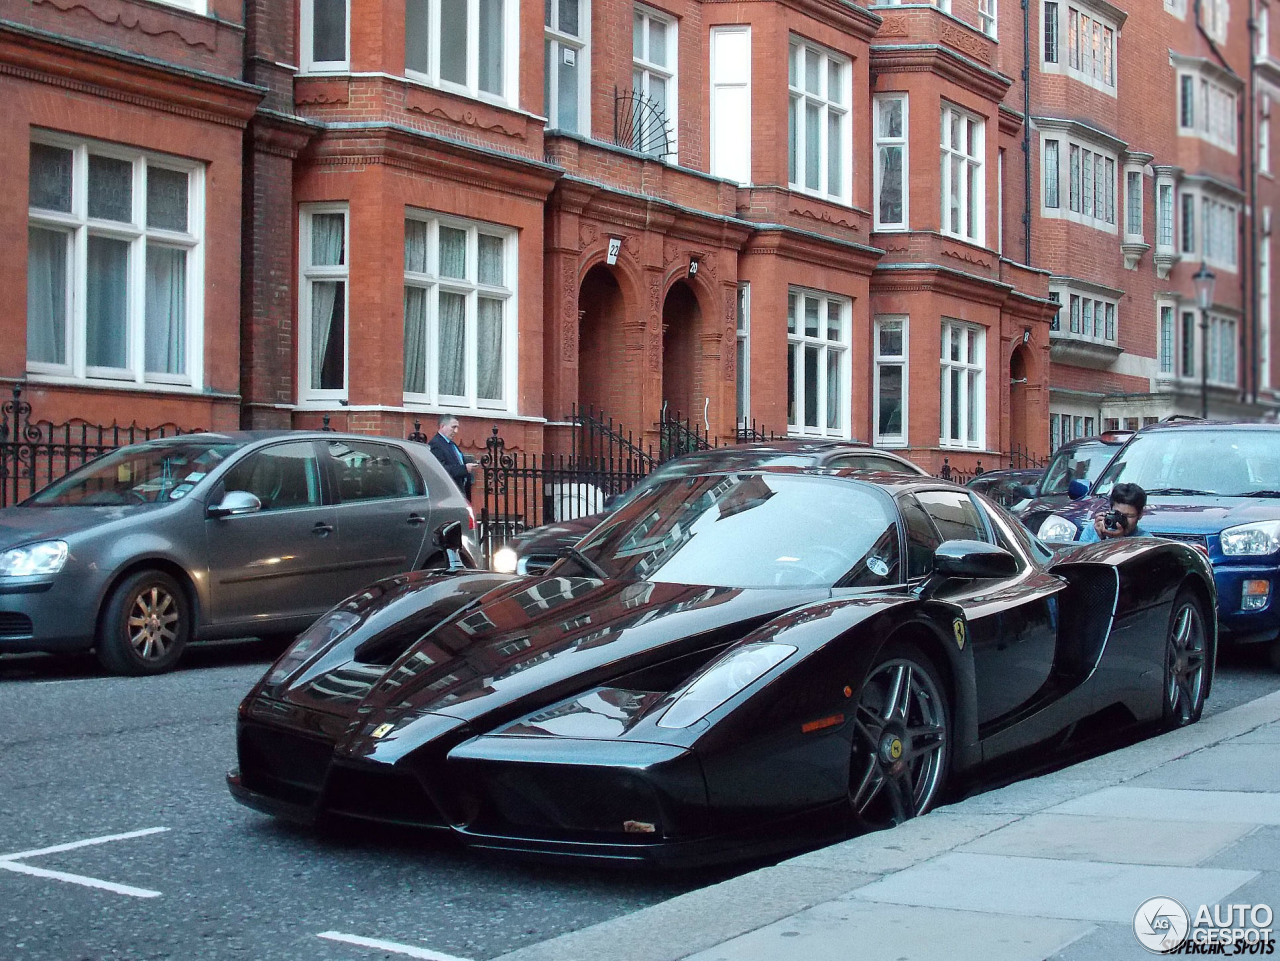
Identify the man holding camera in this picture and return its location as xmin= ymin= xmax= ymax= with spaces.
xmin=1078 ymin=482 xmax=1148 ymax=542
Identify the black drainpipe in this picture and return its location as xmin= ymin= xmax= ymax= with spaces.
xmin=1022 ymin=0 xmax=1033 ymax=265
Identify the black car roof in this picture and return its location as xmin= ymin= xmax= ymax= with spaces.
xmin=1134 ymin=420 xmax=1280 ymax=433
xmin=128 ymin=430 xmax=423 ymax=446
xmin=654 ymin=462 xmax=955 ymax=493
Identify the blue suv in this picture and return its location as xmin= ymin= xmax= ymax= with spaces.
xmin=1035 ymin=421 xmax=1280 ymax=664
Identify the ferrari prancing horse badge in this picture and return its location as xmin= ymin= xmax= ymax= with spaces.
xmin=953 ymin=617 xmax=967 ymax=650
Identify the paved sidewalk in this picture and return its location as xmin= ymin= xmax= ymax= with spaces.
xmin=494 ymin=690 xmax=1280 ymax=961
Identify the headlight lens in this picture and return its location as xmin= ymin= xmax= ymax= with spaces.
xmin=0 ymin=540 xmax=69 ymax=576
xmin=1221 ymin=521 xmax=1280 ymax=556
xmin=264 ymin=608 xmax=361 ymax=685
xmin=1038 ymin=515 xmax=1079 ymax=542
xmin=491 ymin=547 xmax=518 ymax=574
xmin=657 ymin=642 xmax=796 ymax=729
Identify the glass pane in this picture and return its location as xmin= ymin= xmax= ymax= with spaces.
xmin=827 ymin=112 xmax=842 ymax=194
xmin=949 ymin=157 xmax=961 ymax=232
xmin=86 ymin=235 xmax=130 ymax=369
xmin=804 ymin=345 xmax=819 ymax=428
xmin=787 ymin=342 xmax=797 ymax=425
xmin=88 ymin=155 xmax=133 ymax=223
xmin=805 ymin=102 xmax=820 ymax=189
xmin=736 ymin=336 xmax=747 ymax=420
xmin=827 ymin=61 xmax=842 ymax=104
xmin=311 ymin=213 xmax=345 ymax=266
xmin=403 ymin=286 xmax=427 ymax=393
xmin=440 ymin=0 xmax=468 ymax=84
xmin=311 ymin=280 xmax=346 ymax=389
xmin=967 ymin=371 xmax=978 ymax=441
xmin=966 ymin=328 xmax=978 ymax=365
xmin=558 ymin=0 xmax=579 ymax=36
xmin=826 ymin=350 xmax=840 ymax=430
xmin=478 ymin=234 xmax=504 ymax=285
xmin=145 ymin=244 xmax=187 ymax=375
xmin=649 ymin=74 xmax=667 ymax=115
xmin=804 ymin=47 xmax=819 ymax=93
xmin=478 ymin=0 xmax=504 ymax=94
xmin=439 ymin=225 xmax=467 ymax=278
xmin=406 ymin=0 xmax=431 ymax=72
xmin=966 ymin=162 xmax=978 ymax=237
xmin=437 ymin=291 xmax=466 ymax=395
xmin=633 ymin=12 xmax=643 ymax=59
xmin=880 ymin=321 xmax=903 ymax=357
xmin=649 ymin=18 xmax=667 ymax=65
xmin=878 ymin=365 xmax=903 ymax=436
xmin=313 ymin=0 xmax=347 ymax=62
xmin=949 ymin=370 xmax=961 ymax=440
xmin=787 ymin=292 xmax=796 ymax=333
xmin=545 ymin=0 xmax=552 ymax=28
xmin=27 ymin=226 xmax=68 ymax=366
xmin=788 ymin=97 xmax=798 ymax=184
xmin=557 ymin=50 xmax=579 ymax=131
xmin=404 ymin=219 xmax=429 ymax=273
xmin=878 ymin=145 xmax=902 ymax=223
xmin=804 ymin=296 xmax=819 ymax=337
xmin=788 ymin=44 xmax=797 ymax=88
xmin=146 ymin=167 xmax=188 ymax=232
xmin=29 ymin=144 xmax=73 ymax=213
xmin=826 ymin=301 xmax=842 ymax=340
xmin=880 ymin=98 xmax=902 ymax=139
xmin=477 ymin=297 xmax=504 ymax=401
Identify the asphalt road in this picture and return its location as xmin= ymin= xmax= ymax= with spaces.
xmin=0 ymin=639 xmax=1276 ymax=961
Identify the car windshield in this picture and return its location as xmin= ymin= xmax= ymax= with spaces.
xmin=26 ymin=441 xmax=242 ymax=507
xmin=573 ymin=473 xmax=901 ymax=589
xmin=1094 ymin=429 xmax=1280 ymax=498
xmin=1038 ymin=442 xmax=1115 ymax=496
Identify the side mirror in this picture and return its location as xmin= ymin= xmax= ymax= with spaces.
xmin=433 ymin=520 xmax=466 ymax=571
xmin=916 ymin=539 xmax=1017 ymax=599
xmin=208 ymin=490 xmax=262 ymax=518
xmin=1067 ymin=479 xmax=1089 ymax=500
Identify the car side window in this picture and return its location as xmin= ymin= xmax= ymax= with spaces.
xmin=915 ymin=490 xmax=990 ymax=544
xmin=971 ymin=496 xmax=1029 ymax=572
xmin=897 ymin=496 xmax=941 ymax=580
xmin=326 ymin=441 xmax=424 ymax=502
xmin=221 ymin=442 xmax=322 ymax=512
xmin=828 ymin=454 xmax=902 ymax=473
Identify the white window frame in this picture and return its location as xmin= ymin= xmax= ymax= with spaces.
xmin=710 ymin=26 xmax=751 ymax=185
xmin=1039 ymin=129 xmax=1115 ymax=232
xmin=401 ymin=210 xmax=518 ymax=413
xmin=26 ymin=132 xmax=205 ymax=391
xmin=1041 ymin=1 xmax=1117 ymax=94
xmin=299 ymin=204 xmax=350 ymax=402
xmin=940 ymin=102 xmax=985 ymax=245
xmin=787 ymin=287 xmax=851 ymax=439
xmin=544 ymin=0 xmax=590 ymax=134
xmin=736 ymin=282 xmax=750 ymax=428
xmin=788 ymin=36 xmax=851 ymax=204
xmin=403 ymin=0 xmax=519 ymax=104
xmin=1200 ymin=0 xmax=1229 ymax=44
xmin=1179 ymin=187 xmax=1239 ymax=270
xmin=1260 ymin=3 xmax=1271 ymax=60
xmin=1261 ymin=217 xmax=1272 ymax=390
xmin=1123 ymin=162 xmax=1143 ymax=241
xmin=1207 ymin=313 xmax=1237 ymax=386
xmin=301 ymin=0 xmax=351 ymax=73
xmin=1261 ymin=94 xmax=1272 ymax=175
xmin=1157 ymin=301 xmax=1176 ymax=376
xmin=979 ymin=0 xmax=997 ymax=36
xmin=1051 ymin=282 xmax=1118 ymax=345
xmin=1177 ymin=67 xmax=1238 ymax=152
xmin=873 ymin=316 xmax=908 ymax=447
xmin=1155 ymin=174 xmax=1176 ymax=252
xmin=633 ymin=5 xmax=678 ymax=162
xmin=154 ymin=0 xmax=208 ymax=12
xmin=873 ymin=93 xmax=909 ymax=231
xmin=1163 ymin=0 xmax=1186 ymax=17
xmin=939 ymin=320 xmax=985 ymax=450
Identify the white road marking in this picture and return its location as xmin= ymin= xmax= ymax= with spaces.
xmin=0 ymin=860 xmax=161 ymax=898
xmin=0 ymin=826 xmax=169 ymax=899
xmin=317 ymin=931 xmax=474 ymax=961
xmin=0 ymin=826 xmax=170 ymax=862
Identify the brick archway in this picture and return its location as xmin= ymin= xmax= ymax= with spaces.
xmin=661 ymin=279 xmax=704 ymax=423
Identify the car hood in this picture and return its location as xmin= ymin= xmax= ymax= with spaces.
xmin=0 ymin=504 xmax=165 ymax=549
xmin=272 ymin=575 xmax=830 ymax=736
xmin=1056 ymin=495 xmax=1280 ymax=535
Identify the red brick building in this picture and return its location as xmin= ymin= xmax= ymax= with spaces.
xmin=6 ymin=0 xmax=1272 ymax=475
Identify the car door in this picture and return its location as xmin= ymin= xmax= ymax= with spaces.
xmin=205 ymin=440 xmax=339 ymax=629
xmin=322 ymin=439 xmax=434 ymax=598
xmin=910 ymin=489 xmax=1066 ymax=730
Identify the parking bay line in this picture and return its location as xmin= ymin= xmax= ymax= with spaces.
xmin=317 ymin=931 xmax=474 ymax=961
xmin=0 ymin=826 xmax=169 ymax=899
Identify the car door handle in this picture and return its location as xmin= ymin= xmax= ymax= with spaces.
xmin=312 ymin=522 xmax=334 ymax=535
xmin=407 ymin=513 xmax=427 ymax=525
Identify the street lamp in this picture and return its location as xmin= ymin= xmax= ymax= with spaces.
xmin=1193 ymin=260 xmax=1217 ymax=419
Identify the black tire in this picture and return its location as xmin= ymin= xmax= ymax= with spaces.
xmin=1163 ymin=588 xmax=1209 ymax=727
xmin=95 ymin=570 xmax=191 ymax=676
xmin=849 ymin=641 xmax=951 ymax=830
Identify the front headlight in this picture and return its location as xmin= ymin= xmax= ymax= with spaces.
xmin=1038 ymin=515 xmax=1079 ymax=542
xmin=1221 ymin=521 xmax=1280 ymax=556
xmin=657 ymin=642 xmax=796 ymax=729
xmin=0 ymin=540 xmax=69 ymax=576
xmin=264 ymin=608 xmax=361 ymax=685
xmin=491 ymin=547 xmax=519 ymax=574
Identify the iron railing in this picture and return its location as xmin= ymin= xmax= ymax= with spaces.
xmin=612 ymin=86 xmax=676 ymax=159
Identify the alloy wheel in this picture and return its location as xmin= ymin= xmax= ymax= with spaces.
xmin=1166 ymin=598 xmax=1207 ymax=726
xmin=126 ymin=585 xmax=180 ymax=662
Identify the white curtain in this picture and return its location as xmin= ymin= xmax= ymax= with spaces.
xmin=437 ymin=292 xmax=466 ymax=396
xmin=477 ymin=297 xmax=503 ymax=401
xmin=310 ymin=214 xmax=344 ymax=390
xmin=145 ymin=244 xmax=186 ymax=375
xmin=440 ymin=0 xmax=467 ymax=84
xmin=86 ymin=235 xmax=129 ymax=370
xmin=27 ymin=227 xmax=67 ymax=365
xmin=403 ymin=287 xmax=427 ymax=393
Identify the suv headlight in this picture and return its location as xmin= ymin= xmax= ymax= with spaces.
xmin=657 ymin=642 xmax=796 ymax=729
xmin=0 ymin=540 xmax=69 ymax=576
xmin=491 ymin=547 xmax=519 ymax=574
xmin=1220 ymin=521 xmax=1280 ymax=556
xmin=1037 ymin=515 xmax=1079 ymax=542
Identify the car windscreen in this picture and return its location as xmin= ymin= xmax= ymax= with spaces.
xmin=1093 ymin=430 xmax=1280 ymax=498
xmin=574 ymin=473 xmax=901 ymax=589
xmin=26 ymin=441 xmax=242 ymax=507
xmin=1038 ymin=442 xmax=1114 ymax=495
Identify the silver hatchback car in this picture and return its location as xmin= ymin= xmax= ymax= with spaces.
xmin=0 ymin=431 xmax=477 ymax=675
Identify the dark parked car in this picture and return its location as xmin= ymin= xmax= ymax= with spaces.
xmin=1035 ymin=421 xmax=1280 ymax=665
xmin=490 ymin=440 xmax=928 ymax=575
xmin=1017 ymin=432 xmax=1132 ymax=534
xmin=229 ymin=467 xmax=1214 ymax=867
xmin=0 ymin=432 xmax=476 ymax=675
xmin=966 ymin=468 xmax=1045 ymax=510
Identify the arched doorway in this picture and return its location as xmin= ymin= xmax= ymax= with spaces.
xmin=661 ymin=280 xmax=701 ymax=421
xmin=578 ymin=264 xmax=626 ymax=418
xmin=1009 ymin=345 xmax=1030 ymax=460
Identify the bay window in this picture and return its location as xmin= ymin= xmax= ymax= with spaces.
xmin=300 ymin=205 xmax=348 ymax=398
xmin=1177 ymin=64 xmax=1239 ymax=152
xmin=873 ymin=94 xmax=908 ymax=229
xmin=874 ymin=317 xmax=907 ymax=446
xmin=405 ymin=0 xmax=516 ymax=102
xmin=788 ymin=37 xmax=850 ymax=202
xmin=1043 ymin=1 xmax=1118 ymax=93
xmin=787 ymin=288 xmax=850 ymax=438
xmin=941 ymin=103 xmax=984 ymax=244
xmin=939 ymin=320 xmax=985 ymax=449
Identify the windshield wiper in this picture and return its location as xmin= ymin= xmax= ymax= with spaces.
xmin=1238 ymin=490 xmax=1280 ymax=498
xmin=1144 ymin=487 xmax=1215 ymax=496
xmin=562 ymin=545 xmax=609 ymax=580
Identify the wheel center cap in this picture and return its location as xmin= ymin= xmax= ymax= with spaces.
xmin=879 ymin=733 xmax=904 ymax=764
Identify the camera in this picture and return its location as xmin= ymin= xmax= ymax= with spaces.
xmin=1103 ymin=509 xmax=1126 ymax=531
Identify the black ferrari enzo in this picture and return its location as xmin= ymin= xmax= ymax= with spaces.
xmin=228 ymin=468 xmax=1216 ymax=866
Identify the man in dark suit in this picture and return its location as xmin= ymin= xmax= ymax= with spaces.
xmin=428 ymin=414 xmax=476 ymax=497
